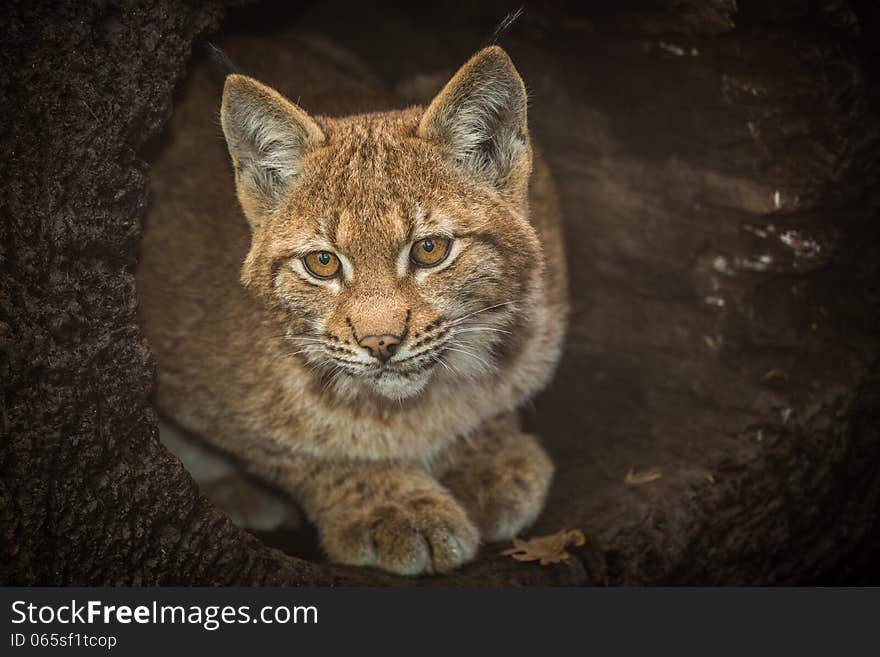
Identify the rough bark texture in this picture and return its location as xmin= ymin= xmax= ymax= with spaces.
xmin=2 ymin=0 xmax=878 ymax=585
xmin=0 ymin=0 xmax=338 ymax=586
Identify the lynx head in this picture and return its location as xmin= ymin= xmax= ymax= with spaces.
xmin=220 ymin=46 xmax=544 ymax=401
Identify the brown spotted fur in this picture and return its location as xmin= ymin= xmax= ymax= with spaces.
xmin=138 ymin=37 xmax=567 ymax=575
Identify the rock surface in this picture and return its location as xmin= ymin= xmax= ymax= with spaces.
xmin=2 ymin=0 xmax=878 ymax=585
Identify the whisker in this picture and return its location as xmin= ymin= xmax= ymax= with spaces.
xmin=393 ymin=349 xmax=442 ymax=366
xmin=299 ymin=360 xmax=324 ymax=375
xmin=320 ymin=364 xmax=345 ymax=395
xmin=450 ymin=300 xmax=516 ymax=326
xmin=454 ymin=326 xmax=512 ymax=336
xmin=443 ymin=345 xmax=493 ymax=371
xmin=288 ymin=348 xmax=318 ymax=358
xmin=443 ymin=353 xmax=465 ymax=377
xmin=430 ymin=353 xmax=454 ymax=376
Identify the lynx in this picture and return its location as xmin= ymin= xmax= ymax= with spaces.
xmin=138 ymin=38 xmax=568 ymax=575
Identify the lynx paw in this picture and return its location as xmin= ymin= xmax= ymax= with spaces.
xmin=444 ymin=434 xmax=554 ymax=542
xmin=321 ymin=492 xmax=479 ymax=576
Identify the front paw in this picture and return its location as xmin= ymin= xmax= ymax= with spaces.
xmin=320 ymin=492 xmax=479 ymax=576
xmin=445 ymin=434 xmax=554 ymax=542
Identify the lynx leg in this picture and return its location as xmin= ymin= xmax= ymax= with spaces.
xmin=274 ymin=457 xmax=479 ymax=576
xmin=159 ymin=419 xmax=301 ymax=531
xmin=435 ymin=413 xmax=554 ymax=542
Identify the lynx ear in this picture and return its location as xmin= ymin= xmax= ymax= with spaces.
xmin=418 ymin=46 xmax=530 ymax=196
xmin=220 ymin=74 xmax=324 ymax=226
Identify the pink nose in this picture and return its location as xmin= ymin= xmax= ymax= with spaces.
xmin=358 ymin=334 xmax=401 ymax=363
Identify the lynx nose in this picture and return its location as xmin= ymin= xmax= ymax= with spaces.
xmin=358 ymin=334 xmax=401 ymax=363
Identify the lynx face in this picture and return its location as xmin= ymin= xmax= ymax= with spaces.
xmin=222 ymin=48 xmax=543 ymax=400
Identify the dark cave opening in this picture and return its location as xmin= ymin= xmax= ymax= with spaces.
xmin=3 ymin=0 xmax=879 ymax=585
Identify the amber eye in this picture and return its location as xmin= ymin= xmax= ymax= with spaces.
xmin=303 ymin=251 xmax=341 ymax=279
xmin=410 ymin=237 xmax=451 ymax=268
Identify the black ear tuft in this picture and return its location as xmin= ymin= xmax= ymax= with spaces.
xmin=486 ymin=7 xmax=524 ymax=47
xmin=206 ymin=42 xmax=241 ymax=76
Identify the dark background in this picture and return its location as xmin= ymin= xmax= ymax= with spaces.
xmin=2 ymin=0 xmax=879 ymax=585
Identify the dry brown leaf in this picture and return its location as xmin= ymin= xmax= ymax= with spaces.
xmin=500 ymin=528 xmax=586 ymax=566
xmin=624 ymin=467 xmax=663 ymax=485
xmin=762 ymin=368 xmax=788 ymax=382
xmin=677 ymin=467 xmax=716 ymax=485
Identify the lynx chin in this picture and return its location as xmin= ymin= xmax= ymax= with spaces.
xmin=138 ymin=39 xmax=568 ymax=576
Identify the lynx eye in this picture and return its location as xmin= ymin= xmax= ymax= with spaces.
xmin=410 ymin=237 xmax=451 ymax=268
xmin=303 ymin=251 xmax=341 ymax=279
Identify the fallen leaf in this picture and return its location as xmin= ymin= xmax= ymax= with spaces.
xmin=677 ymin=467 xmax=716 ymax=485
xmin=624 ymin=467 xmax=663 ymax=485
xmin=762 ymin=368 xmax=788 ymax=382
xmin=500 ymin=528 xmax=586 ymax=566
